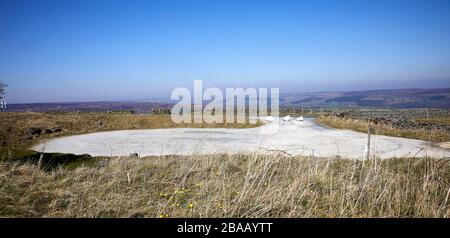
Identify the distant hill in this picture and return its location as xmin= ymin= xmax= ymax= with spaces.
xmin=280 ymin=88 xmax=450 ymax=108
xmin=6 ymin=88 xmax=450 ymax=112
xmin=7 ymin=101 xmax=172 ymax=113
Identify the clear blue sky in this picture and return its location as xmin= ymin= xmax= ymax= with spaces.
xmin=1 ymin=0 xmax=450 ymax=103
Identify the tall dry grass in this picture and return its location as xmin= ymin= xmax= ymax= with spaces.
xmin=317 ymin=115 xmax=450 ymax=142
xmin=1 ymin=153 xmax=449 ymax=218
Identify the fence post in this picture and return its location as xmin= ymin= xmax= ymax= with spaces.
xmin=366 ymin=125 xmax=371 ymax=160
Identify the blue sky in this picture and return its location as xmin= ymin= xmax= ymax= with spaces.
xmin=1 ymin=0 xmax=450 ymax=103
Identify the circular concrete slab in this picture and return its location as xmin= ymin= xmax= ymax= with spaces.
xmin=33 ymin=118 xmax=450 ymax=159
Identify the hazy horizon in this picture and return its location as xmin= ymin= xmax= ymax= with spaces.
xmin=5 ymin=86 xmax=449 ymax=105
xmin=1 ymin=0 xmax=450 ymax=104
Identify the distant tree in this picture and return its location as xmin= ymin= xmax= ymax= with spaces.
xmin=0 ymin=81 xmax=6 ymax=100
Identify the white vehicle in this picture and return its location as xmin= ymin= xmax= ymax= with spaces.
xmin=296 ymin=116 xmax=304 ymax=121
xmin=282 ymin=115 xmax=291 ymax=121
xmin=265 ymin=116 xmax=275 ymax=122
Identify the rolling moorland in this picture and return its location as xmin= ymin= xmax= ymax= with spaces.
xmin=0 ymin=108 xmax=449 ymax=217
xmin=1 ymin=88 xmax=450 ymax=217
xmin=1 ymin=0 xmax=450 ymax=220
xmin=281 ymin=88 xmax=450 ymax=108
xmin=7 ymin=88 xmax=450 ymax=113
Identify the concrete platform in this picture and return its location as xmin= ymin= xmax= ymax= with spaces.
xmin=32 ymin=118 xmax=450 ymax=159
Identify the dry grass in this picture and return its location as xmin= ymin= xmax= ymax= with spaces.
xmin=0 ymin=112 xmax=262 ymax=149
xmin=1 ymin=153 xmax=449 ymax=218
xmin=415 ymin=117 xmax=450 ymax=126
xmin=317 ymin=116 xmax=450 ymax=143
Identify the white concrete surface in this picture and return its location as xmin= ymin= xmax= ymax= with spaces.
xmin=32 ymin=118 xmax=450 ymax=159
